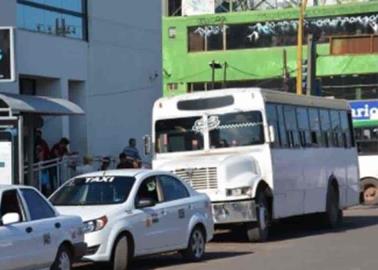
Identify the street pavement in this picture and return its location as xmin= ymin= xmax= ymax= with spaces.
xmin=76 ymin=206 xmax=378 ymax=270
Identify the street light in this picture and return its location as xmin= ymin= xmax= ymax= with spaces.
xmin=209 ymin=60 xmax=223 ymax=90
xmin=296 ymin=0 xmax=308 ymax=96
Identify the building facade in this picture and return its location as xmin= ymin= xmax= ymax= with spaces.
xmin=0 ymin=0 xmax=162 ymax=159
xmin=162 ymin=0 xmax=378 ymax=100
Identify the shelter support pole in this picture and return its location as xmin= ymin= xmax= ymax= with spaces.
xmin=25 ymin=115 xmax=36 ymax=188
xmin=18 ymin=116 xmax=24 ymax=185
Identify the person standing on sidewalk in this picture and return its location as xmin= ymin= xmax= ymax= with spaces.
xmin=123 ymin=138 xmax=142 ymax=168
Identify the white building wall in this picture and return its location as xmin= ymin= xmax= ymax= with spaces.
xmin=0 ymin=0 xmax=162 ymax=162
xmin=86 ymin=0 xmax=162 ymax=159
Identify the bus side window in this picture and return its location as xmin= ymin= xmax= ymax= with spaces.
xmin=266 ymin=104 xmax=281 ymax=148
xmin=277 ymin=105 xmax=288 ymax=148
xmin=320 ymin=109 xmax=331 ymax=148
xmin=330 ymin=110 xmax=342 ymax=148
xmin=340 ymin=111 xmax=351 ymax=148
xmin=309 ymin=108 xmax=321 ymax=147
xmin=297 ymin=106 xmax=311 ymax=148
xmin=284 ymin=105 xmax=300 ymax=148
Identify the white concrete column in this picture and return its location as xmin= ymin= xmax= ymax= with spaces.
xmin=36 ymin=78 xmax=69 ymax=146
xmin=59 ymin=79 xmax=70 ymax=139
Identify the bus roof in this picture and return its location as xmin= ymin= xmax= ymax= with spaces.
xmin=158 ymin=88 xmax=349 ymax=111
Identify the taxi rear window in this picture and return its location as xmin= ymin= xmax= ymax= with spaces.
xmin=50 ymin=176 xmax=136 ymax=206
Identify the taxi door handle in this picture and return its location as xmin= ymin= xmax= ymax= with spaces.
xmin=55 ymin=222 xmax=61 ymax=229
xmin=160 ymin=210 xmax=167 ymax=216
xmin=25 ymin=227 xmax=33 ymax=234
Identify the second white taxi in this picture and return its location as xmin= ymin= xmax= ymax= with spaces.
xmin=50 ymin=169 xmax=214 ymax=270
xmin=0 ymin=185 xmax=86 ymax=270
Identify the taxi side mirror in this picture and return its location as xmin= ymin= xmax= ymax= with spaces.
xmin=136 ymin=198 xmax=155 ymax=209
xmin=143 ymin=135 xmax=152 ymax=156
xmin=2 ymin=213 xmax=20 ymax=226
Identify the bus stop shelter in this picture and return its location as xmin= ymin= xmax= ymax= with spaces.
xmin=0 ymin=92 xmax=84 ymax=187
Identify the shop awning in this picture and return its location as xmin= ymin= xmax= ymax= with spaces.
xmin=0 ymin=93 xmax=84 ymax=115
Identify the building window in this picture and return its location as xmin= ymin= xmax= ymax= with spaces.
xmin=20 ymin=78 xmax=36 ymax=95
xmin=188 ymin=13 xmax=378 ymax=52
xmin=17 ymin=0 xmax=88 ymax=40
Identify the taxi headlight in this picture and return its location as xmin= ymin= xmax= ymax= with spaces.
xmin=83 ymin=216 xmax=108 ymax=233
xmin=226 ymin=187 xmax=252 ymax=197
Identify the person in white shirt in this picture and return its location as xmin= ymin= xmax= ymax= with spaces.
xmin=76 ymin=155 xmax=95 ymax=175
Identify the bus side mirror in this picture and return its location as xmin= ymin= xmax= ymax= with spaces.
xmin=143 ymin=135 xmax=152 ymax=156
xmin=268 ymin=125 xmax=275 ymax=143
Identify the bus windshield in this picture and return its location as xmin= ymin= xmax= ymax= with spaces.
xmin=155 ymin=116 xmax=204 ymax=153
xmin=155 ymin=111 xmax=264 ymax=153
xmin=209 ymin=111 xmax=264 ymax=149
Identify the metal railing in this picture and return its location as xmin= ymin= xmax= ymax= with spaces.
xmin=24 ymin=155 xmax=79 ymax=193
xmin=24 ymin=154 xmax=152 ymax=194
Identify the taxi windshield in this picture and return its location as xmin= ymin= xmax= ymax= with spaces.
xmin=50 ymin=176 xmax=136 ymax=206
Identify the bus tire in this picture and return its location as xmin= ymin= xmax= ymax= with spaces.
xmin=323 ymin=184 xmax=342 ymax=228
xmin=361 ymin=178 xmax=378 ymax=205
xmin=246 ymin=192 xmax=271 ymax=242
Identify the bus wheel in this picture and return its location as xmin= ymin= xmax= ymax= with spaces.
xmin=246 ymin=192 xmax=271 ymax=242
xmin=361 ymin=178 xmax=378 ymax=205
xmin=323 ymin=184 xmax=342 ymax=228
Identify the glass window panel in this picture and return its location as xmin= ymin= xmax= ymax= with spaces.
xmin=188 ymin=29 xmax=205 ymax=52
xmin=267 ymin=104 xmax=280 ymax=148
xmin=207 ymin=30 xmax=224 ymax=51
xmin=284 ymin=105 xmax=297 ymax=130
xmin=21 ymin=5 xmax=45 ymax=32
xmin=17 ymin=1 xmax=86 ymax=40
xmin=61 ymin=0 xmax=83 ymax=12
xmin=62 ymin=14 xmax=83 ymax=39
xmin=159 ymin=175 xmax=189 ymax=202
xmin=155 ymin=117 xmax=205 ymax=153
xmin=320 ymin=110 xmax=331 ymax=130
xmin=309 ymin=108 xmax=320 ymax=131
xmin=21 ymin=189 xmax=55 ymax=220
xmin=330 ymin=110 xmax=341 ymax=131
xmin=297 ymin=107 xmax=310 ymax=130
xmin=209 ymin=111 xmax=264 ymax=148
xmin=227 ymin=24 xmax=253 ymax=50
xmin=284 ymin=105 xmax=300 ymax=147
xmin=277 ymin=105 xmax=288 ymax=147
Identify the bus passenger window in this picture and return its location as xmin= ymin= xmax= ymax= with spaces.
xmin=309 ymin=108 xmax=321 ymax=147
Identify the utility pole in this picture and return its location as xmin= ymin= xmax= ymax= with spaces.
xmin=296 ymin=0 xmax=308 ymax=96
xmin=306 ymin=34 xmax=317 ymax=96
xmin=283 ymin=49 xmax=290 ymax=92
xmin=223 ymin=62 xmax=228 ymax=88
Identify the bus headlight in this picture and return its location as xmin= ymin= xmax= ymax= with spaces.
xmin=226 ymin=187 xmax=253 ymax=197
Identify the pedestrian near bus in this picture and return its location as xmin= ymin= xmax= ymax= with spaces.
xmin=123 ymin=138 xmax=142 ymax=168
xmin=117 ymin=153 xmax=136 ymax=169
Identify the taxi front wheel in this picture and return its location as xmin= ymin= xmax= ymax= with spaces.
xmin=51 ymin=245 xmax=72 ymax=270
xmin=112 ymin=235 xmax=129 ymax=270
xmin=181 ymin=227 xmax=206 ymax=262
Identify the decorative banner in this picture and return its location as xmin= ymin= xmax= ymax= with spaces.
xmin=182 ymin=0 xmax=215 ymax=16
xmin=0 ymin=141 xmax=13 ymax=185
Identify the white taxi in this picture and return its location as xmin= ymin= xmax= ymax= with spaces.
xmin=0 ymin=185 xmax=86 ymax=270
xmin=50 ymin=169 xmax=214 ymax=270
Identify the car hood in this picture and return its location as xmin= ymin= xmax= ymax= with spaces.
xmin=55 ymin=205 xmax=119 ymax=222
